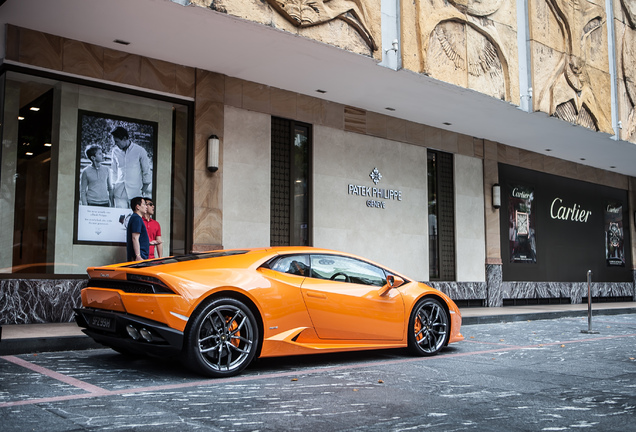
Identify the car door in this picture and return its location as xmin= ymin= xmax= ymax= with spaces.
xmin=300 ymin=254 xmax=404 ymax=340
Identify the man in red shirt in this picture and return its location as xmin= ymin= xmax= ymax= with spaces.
xmin=143 ymin=198 xmax=163 ymax=259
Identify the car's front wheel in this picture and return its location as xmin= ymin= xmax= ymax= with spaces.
xmin=183 ymin=297 xmax=259 ymax=377
xmin=407 ymin=297 xmax=449 ymax=356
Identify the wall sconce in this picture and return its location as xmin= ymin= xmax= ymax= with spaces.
xmin=207 ymin=134 xmax=219 ymax=172
xmin=492 ymin=183 xmax=501 ymax=209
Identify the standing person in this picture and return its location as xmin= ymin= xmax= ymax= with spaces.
xmin=110 ymin=126 xmax=152 ymax=208
xmin=143 ymin=198 xmax=163 ymax=259
xmin=79 ymin=145 xmax=112 ymax=206
xmin=127 ymin=197 xmax=149 ymax=262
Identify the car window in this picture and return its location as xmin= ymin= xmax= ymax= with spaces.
xmin=269 ymin=255 xmax=310 ymax=276
xmin=309 ymin=254 xmax=387 ymax=286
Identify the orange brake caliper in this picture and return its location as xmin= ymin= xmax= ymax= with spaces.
xmin=414 ymin=316 xmax=423 ymax=341
xmin=226 ymin=317 xmax=240 ymax=348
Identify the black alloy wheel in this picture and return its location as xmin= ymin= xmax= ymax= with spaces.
xmin=183 ymin=297 xmax=259 ymax=377
xmin=407 ymin=297 xmax=449 ymax=356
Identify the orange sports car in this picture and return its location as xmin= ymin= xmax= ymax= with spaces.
xmin=75 ymin=247 xmax=463 ymax=377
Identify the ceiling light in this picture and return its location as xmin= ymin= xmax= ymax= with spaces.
xmin=18 ymin=116 xmax=24 ymax=120
xmin=25 ymin=152 xmax=33 ymax=156
xmin=30 ymin=107 xmax=40 ymax=111
xmin=44 ymin=143 xmax=52 ymax=147
xmin=315 ymin=89 xmax=327 ymax=94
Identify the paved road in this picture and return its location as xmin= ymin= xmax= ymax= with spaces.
xmin=1 ymin=314 xmax=635 ymax=431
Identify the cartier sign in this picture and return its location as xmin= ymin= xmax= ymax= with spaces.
xmin=549 ymin=197 xmax=592 ymax=223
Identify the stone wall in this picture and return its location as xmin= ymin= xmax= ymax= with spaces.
xmin=0 ymin=279 xmax=87 ymax=324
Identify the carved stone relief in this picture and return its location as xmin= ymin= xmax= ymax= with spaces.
xmin=531 ymin=0 xmax=612 ymax=133
xmin=618 ymin=0 xmax=636 ymax=142
xmin=191 ymin=0 xmax=379 ymax=57
xmin=402 ymin=0 xmax=519 ymax=103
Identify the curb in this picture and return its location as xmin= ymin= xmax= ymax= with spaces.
xmin=462 ymin=307 xmax=636 ymax=325
xmin=0 ymin=336 xmax=102 ymax=356
xmin=1 ymin=308 xmax=635 ymax=356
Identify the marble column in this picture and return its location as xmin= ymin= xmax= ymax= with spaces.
xmin=486 ymin=264 xmax=503 ymax=307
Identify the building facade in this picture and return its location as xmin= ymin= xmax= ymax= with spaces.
xmin=0 ymin=0 xmax=635 ymax=324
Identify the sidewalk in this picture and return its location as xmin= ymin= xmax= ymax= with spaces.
xmin=1 ymin=302 xmax=635 ymax=356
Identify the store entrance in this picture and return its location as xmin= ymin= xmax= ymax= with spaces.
xmin=12 ymin=89 xmax=53 ymax=273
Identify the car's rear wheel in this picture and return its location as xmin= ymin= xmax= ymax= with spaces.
xmin=183 ymin=297 xmax=259 ymax=377
xmin=407 ymin=297 xmax=449 ymax=356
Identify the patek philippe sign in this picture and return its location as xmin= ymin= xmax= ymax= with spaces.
xmin=498 ymin=163 xmax=632 ymax=283
xmin=348 ymin=168 xmax=403 ymax=209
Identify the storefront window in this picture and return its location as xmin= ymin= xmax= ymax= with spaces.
xmin=427 ymin=150 xmax=456 ymax=281
xmin=271 ymin=117 xmax=312 ymax=246
xmin=0 ymin=70 xmax=191 ymax=275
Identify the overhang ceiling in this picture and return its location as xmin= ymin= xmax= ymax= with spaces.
xmin=1 ymin=0 xmax=635 ymax=177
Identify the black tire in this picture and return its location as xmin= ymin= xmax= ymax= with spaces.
xmin=183 ymin=297 xmax=259 ymax=377
xmin=407 ymin=298 xmax=449 ymax=356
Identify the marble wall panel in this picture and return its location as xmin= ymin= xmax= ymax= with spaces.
xmin=270 ymin=88 xmax=298 ymax=119
xmin=313 ymin=126 xmax=429 ymax=279
xmin=405 ymin=122 xmax=427 ymax=147
xmin=193 ymin=70 xmax=224 ymax=250
xmin=365 ymin=111 xmax=388 ymax=139
xmin=386 ymin=117 xmax=407 ymax=143
xmin=457 ymin=135 xmax=474 ymax=157
xmin=62 ymin=40 xmax=104 ymax=80
xmin=103 ymin=49 xmax=141 ymax=88
xmin=473 ymin=138 xmax=485 ymax=159
xmin=192 ymin=0 xmax=381 ymax=58
xmin=175 ymin=65 xmax=196 ymax=98
xmin=0 ymin=279 xmax=87 ymax=324
xmin=486 ymin=263 xmax=503 ymax=307
xmin=502 ymin=281 xmax=634 ymax=304
xmin=297 ymin=94 xmax=324 ymax=125
xmin=17 ymin=27 xmax=63 ymax=71
xmin=242 ymin=81 xmax=271 ymax=114
xmin=344 ymin=106 xmax=366 ymax=134
xmin=140 ymin=58 xmax=177 ymax=94
xmin=455 ymin=155 xmax=486 ymax=282
xmin=221 ymin=107 xmax=271 ymax=249
xmin=427 ymin=281 xmax=488 ymax=301
xmin=321 ymin=100 xmax=346 ymax=130
xmin=6 ymin=25 xmax=195 ymax=99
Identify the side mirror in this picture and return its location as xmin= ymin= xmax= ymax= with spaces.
xmin=379 ymin=274 xmax=405 ymax=296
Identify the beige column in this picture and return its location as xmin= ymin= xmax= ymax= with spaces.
xmin=192 ymin=69 xmax=225 ymax=252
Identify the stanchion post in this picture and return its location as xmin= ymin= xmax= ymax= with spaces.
xmin=581 ymin=270 xmax=599 ymax=334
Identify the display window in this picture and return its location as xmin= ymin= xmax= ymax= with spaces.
xmin=0 ymin=70 xmax=191 ymax=275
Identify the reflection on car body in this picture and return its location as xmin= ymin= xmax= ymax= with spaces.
xmin=75 ymin=247 xmax=463 ymax=377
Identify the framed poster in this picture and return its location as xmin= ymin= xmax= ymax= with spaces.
xmin=73 ymin=110 xmax=157 ymax=245
xmin=508 ymin=184 xmax=537 ymax=263
xmin=605 ymin=201 xmax=625 ymax=267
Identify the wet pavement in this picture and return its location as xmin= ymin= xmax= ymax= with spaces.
xmin=1 ymin=313 xmax=635 ymax=431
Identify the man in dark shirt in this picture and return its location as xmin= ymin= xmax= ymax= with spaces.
xmin=127 ymin=196 xmax=149 ymax=261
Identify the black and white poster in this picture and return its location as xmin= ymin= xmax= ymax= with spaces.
xmin=74 ymin=110 xmax=157 ymax=245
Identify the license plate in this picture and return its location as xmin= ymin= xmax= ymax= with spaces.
xmin=91 ymin=315 xmax=112 ymax=330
